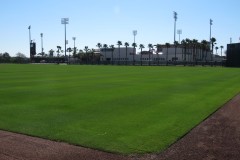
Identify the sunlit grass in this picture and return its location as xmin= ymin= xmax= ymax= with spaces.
xmin=0 ymin=64 xmax=239 ymax=154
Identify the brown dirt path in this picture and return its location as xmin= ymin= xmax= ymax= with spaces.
xmin=1 ymin=94 xmax=240 ymax=160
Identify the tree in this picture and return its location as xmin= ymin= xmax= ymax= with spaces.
xmin=124 ymin=42 xmax=129 ymax=65
xmin=73 ymin=47 xmax=78 ymax=58
xmin=165 ymin=43 xmax=170 ymax=65
xmin=220 ymin=46 xmax=224 ymax=57
xmin=96 ymin=43 xmax=102 ymax=50
xmin=15 ymin=52 xmax=27 ymax=63
xmin=181 ymin=40 xmax=187 ymax=62
xmin=49 ymin=49 xmax=54 ymax=57
xmin=210 ymin=37 xmax=216 ymax=61
xmin=103 ymin=44 xmax=108 ymax=62
xmin=201 ymin=40 xmax=208 ymax=61
xmin=56 ymin=46 xmax=62 ymax=57
xmin=155 ymin=45 xmax=160 ymax=65
xmin=148 ymin=43 xmax=153 ymax=66
xmin=215 ymin=46 xmax=219 ymax=55
xmin=117 ymin=41 xmax=122 ymax=65
xmin=132 ymin=43 xmax=137 ymax=65
xmin=67 ymin=47 xmax=72 ymax=64
xmin=109 ymin=45 xmax=115 ymax=65
xmin=139 ymin=44 xmax=145 ymax=66
xmin=174 ymin=41 xmax=179 ymax=64
xmin=90 ymin=48 xmax=95 ymax=63
xmin=84 ymin=46 xmax=90 ymax=63
xmin=192 ymin=39 xmax=198 ymax=62
xmin=96 ymin=43 xmax=102 ymax=63
xmin=2 ymin=52 xmax=11 ymax=62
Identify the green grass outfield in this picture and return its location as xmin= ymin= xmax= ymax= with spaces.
xmin=0 ymin=64 xmax=240 ymax=154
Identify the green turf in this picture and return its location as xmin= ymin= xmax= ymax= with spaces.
xmin=0 ymin=64 xmax=239 ymax=154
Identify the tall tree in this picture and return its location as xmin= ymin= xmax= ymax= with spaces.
xmin=124 ymin=42 xmax=129 ymax=65
xmin=220 ymin=46 xmax=224 ymax=57
xmin=181 ymin=40 xmax=187 ymax=62
xmin=49 ymin=49 xmax=54 ymax=57
xmin=132 ymin=42 xmax=137 ymax=65
xmin=56 ymin=46 xmax=62 ymax=57
xmin=201 ymin=40 xmax=208 ymax=61
xmin=109 ymin=45 xmax=115 ymax=65
xmin=215 ymin=46 xmax=219 ymax=55
xmin=174 ymin=41 xmax=179 ymax=64
xmin=165 ymin=43 xmax=170 ymax=65
xmin=117 ymin=41 xmax=122 ymax=65
xmin=139 ymin=44 xmax=145 ymax=66
xmin=67 ymin=47 xmax=72 ymax=64
xmin=192 ymin=39 xmax=198 ymax=62
xmin=210 ymin=37 xmax=216 ymax=61
xmin=148 ymin=43 xmax=153 ymax=66
xmin=84 ymin=46 xmax=90 ymax=63
xmin=103 ymin=44 xmax=108 ymax=62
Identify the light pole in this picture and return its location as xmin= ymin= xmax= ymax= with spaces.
xmin=72 ymin=37 xmax=76 ymax=55
xmin=173 ymin=11 xmax=178 ymax=43
xmin=61 ymin=18 xmax=69 ymax=62
xmin=177 ymin=29 xmax=182 ymax=43
xmin=210 ymin=19 xmax=213 ymax=50
xmin=28 ymin=25 xmax=31 ymax=58
xmin=40 ymin=33 xmax=43 ymax=56
xmin=133 ymin=30 xmax=137 ymax=55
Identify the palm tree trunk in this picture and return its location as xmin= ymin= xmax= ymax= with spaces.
xmin=125 ymin=47 xmax=127 ymax=65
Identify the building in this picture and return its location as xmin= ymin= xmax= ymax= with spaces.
xmin=99 ymin=44 xmax=223 ymax=65
xmin=226 ymin=43 xmax=240 ymax=67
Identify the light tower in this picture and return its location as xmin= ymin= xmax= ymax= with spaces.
xmin=177 ymin=29 xmax=182 ymax=43
xmin=61 ymin=18 xmax=69 ymax=62
xmin=40 ymin=33 xmax=43 ymax=55
xmin=72 ymin=37 xmax=76 ymax=55
xmin=173 ymin=11 xmax=178 ymax=43
xmin=133 ymin=30 xmax=137 ymax=55
xmin=210 ymin=19 xmax=213 ymax=50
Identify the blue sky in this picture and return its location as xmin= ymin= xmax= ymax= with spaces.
xmin=1 ymin=0 xmax=240 ymax=57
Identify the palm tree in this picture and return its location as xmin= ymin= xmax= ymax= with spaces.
xmin=148 ymin=43 xmax=153 ymax=66
xmin=49 ymin=49 xmax=54 ymax=57
xmin=103 ymin=44 xmax=108 ymax=62
xmin=132 ymin=43 xmax=137 ymax=65
xmin=67 ymin=47 xmax=72 ymax=64
xmin=174 ymin=41 xmax=179 ymax=64
xmin=139 ymin=44 xmax=145 ymax=66
xmin=215 ymin=46 xmax=219 ymax=55
xmin=109 ymin=45 xmax=115 ymax=65
xmin=117 ymin=41 xmax=122 ymax=65
xmin=165 ymin=43 xmax=170 ymax=65
xmin=201 ymin=40 xmax=208 ymax=61
xmin=210 ymin=37 xmax=216 ymax=61
xmin=90 ymin=48 xmax=95 ymax=64
xmin=84 ymin=46 xmax=90 ymax=63
xmin=56 ymin=46 xmax=61 ymax=56
xmin=192 ymin=39 xmax=198 ymax=62
xmin=220 ymin=46 xmax=224 ymax=57
xmin=181 ymin=40 xmax=187 ymax=61
xmin=155 ymin=45 xmax=160 ymax=65
xmin=96 ymin=43 xmax=102 ymax=50
xmin=124 ymin=42 xmax=129 ymax=65
xmin=185 ymin=38 xmax=191 ymax=61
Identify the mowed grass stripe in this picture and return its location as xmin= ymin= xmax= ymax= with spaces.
xmin=0 ymin=64 xmax=239 ymax=154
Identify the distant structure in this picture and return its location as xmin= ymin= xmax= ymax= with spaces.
xmin=226 ymin=43 xmax=240 ymax=67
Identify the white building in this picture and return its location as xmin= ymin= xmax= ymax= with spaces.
xmin=100 ymin=45 xmax=222 ymax=64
